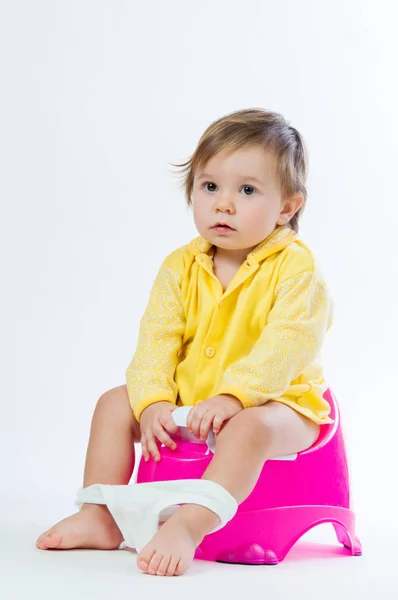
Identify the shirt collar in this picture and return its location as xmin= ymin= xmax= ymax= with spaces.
xmin=188 ymin=225 xmax=297 ymax=264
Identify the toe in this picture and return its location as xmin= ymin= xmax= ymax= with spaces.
xmin=42 ymin=532 xmax=63 ymax=550
xmin=166 ymin=556 xmax=180 ymax=576
xmin=137 ymin=548 xmax=156 ymax=573
xmin=147 ymin=551 xmax=164 ymax=575
xmin=175 ymin=558 xmax=187 ymax=576
xmin=36 ymin=530 xmax=50 ymax=549
xmin=156 ymin=555 xmax=171 ymax=576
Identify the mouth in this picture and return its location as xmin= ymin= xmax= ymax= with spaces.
xmin=211 ymin=222 xmax=236 ymax=231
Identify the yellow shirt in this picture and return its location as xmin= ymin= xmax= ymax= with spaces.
xmin=126 ymin=225 xmax=334 ymax=425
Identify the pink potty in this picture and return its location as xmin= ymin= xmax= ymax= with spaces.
xmin=135 ymin=388 xmax=362 ymax=564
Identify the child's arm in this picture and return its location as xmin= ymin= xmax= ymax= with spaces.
xmin=125 ymin=260 xmax=185 ymax=422
xmin=215 ymin=267 xmax=333 ymax=409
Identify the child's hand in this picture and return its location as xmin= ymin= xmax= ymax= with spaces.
xmin=186 ymin=394 xmax=243 ymax=441
xmin=140 ymin=401 xmax=180 ymax=462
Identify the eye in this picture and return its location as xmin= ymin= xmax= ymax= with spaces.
xmin=203 ymin=182 xmax=217 ymax=192
xmin=241 ymin=185 xmax=256 ymax=196
xmin=202 ymin=182 xmax=257 ymax=195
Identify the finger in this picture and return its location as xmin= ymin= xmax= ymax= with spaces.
xmin=141 ymin=435 xmax=151 ymax=462
xmin=140 ymin=434 xmax=148 ymax=460
xmin=199 ymin=412 xmax=214 ymax=440
xmin=159 ymin=412 xmax=179 ymax=436
xmin=188 ymin=409 xmax=200 ymax=437
xmin=145 ymin=432 xmax=161 ymax=461
xmin=212 ymin=414 xmax=225 ymax=434
xmin=186 ymin=408 xmax=195 ymax=431
xmin=191 ymin=409 xmax=207 ymax=438
xmin=153 ymin=423 xmax=177 ymax=450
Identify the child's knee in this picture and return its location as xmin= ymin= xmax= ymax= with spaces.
xmin=226 ymin=408 xmax=272 ymax=446
xmin=97 ymin=385 xmax=141 ymax=441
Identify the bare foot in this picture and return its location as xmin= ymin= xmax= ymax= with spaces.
xmin=36 ymin=504 xmax=123 ymax=551
xmin=137 ymin=504 xmax=220 ymax=576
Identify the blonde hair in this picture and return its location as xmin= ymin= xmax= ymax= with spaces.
xmin=169 ymin=108 xmax=309 ymax=233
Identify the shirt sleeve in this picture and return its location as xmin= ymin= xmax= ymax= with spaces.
xmin=125 ymin=263 xmax=186 ymax=422
xmin=216 ymin=270 xmax=333 ymax=408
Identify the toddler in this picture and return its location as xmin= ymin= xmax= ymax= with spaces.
xmin=36 ymin=108 xmax=334 ymax=576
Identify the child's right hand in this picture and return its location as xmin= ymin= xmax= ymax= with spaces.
xmin=139 ymin=401 xmax=180 ymax=462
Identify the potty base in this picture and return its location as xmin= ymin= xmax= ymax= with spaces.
xmin=195 ymin=505 xmax=362 ymax=564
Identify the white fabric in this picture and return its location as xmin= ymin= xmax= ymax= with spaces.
xmin=76 ymin=479 xmax=238 ymax=553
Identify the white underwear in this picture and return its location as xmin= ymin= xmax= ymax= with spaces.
xmin=76 ymin=479 xmax=238 ymax=553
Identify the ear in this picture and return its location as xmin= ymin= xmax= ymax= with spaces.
xmin=276 ymin=193 xmax=304 ymax=226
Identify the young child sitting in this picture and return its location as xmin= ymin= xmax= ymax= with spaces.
xmin=36 ymin=107 xmax=334 ymax=576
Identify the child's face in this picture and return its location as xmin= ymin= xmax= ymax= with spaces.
xmin=192 ymin=145 xmax=301 ymax=253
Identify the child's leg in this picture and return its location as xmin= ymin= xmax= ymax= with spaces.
xmin=36 ymin=385 xmax=140 ymax=550
xmin=201 ymin=401 xmax=320 ymax=503
xmin=136 ymin=401 xmax=320 ymax=576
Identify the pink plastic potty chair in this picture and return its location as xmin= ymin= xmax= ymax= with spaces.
xmin=135 ymin=388 xmax=362 ymax=565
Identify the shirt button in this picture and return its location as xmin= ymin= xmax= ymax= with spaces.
xmin=246 ymin=259 xmax=256 ymax=267
xmin=205 ymin=347 xmax=216 ymax=358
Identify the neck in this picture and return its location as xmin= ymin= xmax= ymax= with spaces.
xmin=213 ymin=245 xmax=256 ymax=265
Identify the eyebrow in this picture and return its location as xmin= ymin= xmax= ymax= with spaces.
xmin=196 ymin=173 xmax=264 ymax=185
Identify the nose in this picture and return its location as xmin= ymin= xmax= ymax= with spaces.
xmin=215 ymin=194 xmax=235 ymax=213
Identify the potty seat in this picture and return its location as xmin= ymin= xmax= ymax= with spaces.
xmin=135 ymin=388 xmax=363 ymax=564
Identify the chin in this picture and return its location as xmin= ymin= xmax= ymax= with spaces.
xmin=208 ymin=235 xmax=237 ymax=246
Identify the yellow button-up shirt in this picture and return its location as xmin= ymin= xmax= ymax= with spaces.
xmin=126 ymin=225 xmax=334 ymax=425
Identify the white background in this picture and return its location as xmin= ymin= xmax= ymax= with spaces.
xmin=1 ymin=1 xmax=397 ymax=597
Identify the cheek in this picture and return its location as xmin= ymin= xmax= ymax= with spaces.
xmin=192 ymin=202 xmax=207 ymax=231
xmin=192 ymin=197 xmax=207 ymax=221
xmin=192 ymin=201 xmax=200 ymax=221
xmin=243 ymin=203 xmax=266 ymax=223
xmin=243 ymin=205 xmax=273 ymax=232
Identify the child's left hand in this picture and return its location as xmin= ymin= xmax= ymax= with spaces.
xmin=186 ymin=394 xmax=244 ymax=441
